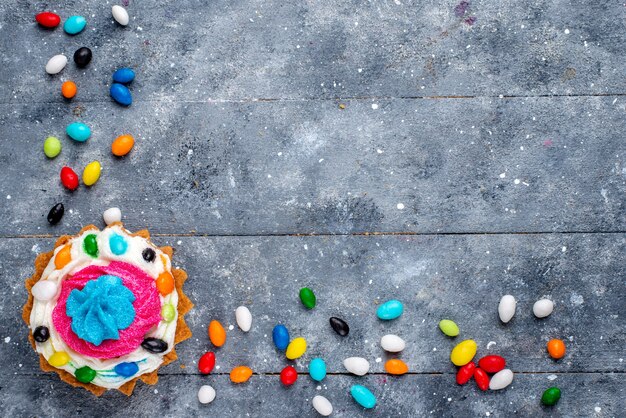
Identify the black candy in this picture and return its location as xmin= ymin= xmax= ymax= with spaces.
xmin=33 ymin=326 xmax=50 ymax=343
xmin=142 ymin=248 xmax=156 ymax=262
xmin=73 ymin=47 xmax=92 ymax=68
xmin=47 ymin=203 xmax=64 ymax=225
xmin=329 ymin=317 xmax=349 ymax=336
xmin=141 ymin=337 xmax=168 ymax=353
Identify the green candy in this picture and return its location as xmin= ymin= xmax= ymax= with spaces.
xmin=83 ymin=234 xmax=99 ymax=257
xmin=161 ymin=304 xmax=176 ymax=322
xmin=438 ymin=319 xmax=459 ymax=337
xmin=43 ymin=136 xmax=61 ymax=158
xmin=541 ymin=387 xmax=561 ymax=406
xmin=75 ymin=366 xmax=96 ymax=383
xmin=299 ymin=287 xmax=316 ymax=309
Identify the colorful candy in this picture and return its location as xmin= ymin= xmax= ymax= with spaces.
xmin=112 ymin=68 xmax=135 ymax=84
xmin=112 ymin=5 xmax=130 ymax=26
xmin=299 ymin=287 xmax=316 ymax=309
xmin=309 ymin=358 xmax=327 ymax=381
xmin=286 ymin=337 xmax=307 ymax=360
xmin=48 ymin=351 xmax=70 ymax=367
xmin=489 ymin=369 xmax=513 ymax=390
xmin=54 ymin=245 xmax=72 ymax=269
xmin=83 ymin=234 xmax=98 ymax=257
xmin=498 ymin=294 xmax=516 ymax=323
xmin=230 ymin=366 xmax=253 ymax=383
xmin=32 ymin=280 xmax=57 ymax=301
xmin=208 ymin=320 xmax=226 ymax=347
xmin=329 ymin=316 xmax=349 ymax=336
xmin=66 ymin=122 xmax=91 ymax=142
xmin=456 ymin=361 xmax=475 ymax=385
xmin=474 ymin=368 xmax=490 ymax=391
xmin=46 ymin=54 xmax=67 ymax=75
xmin=272 ymin=324 xmax=289 ymax=350
xmin=141 ymin=337 xmax=168 ymax=353
xmin=73 ymin=47 xmax=92 ymax=68
xmin=547 ymin=339 xmax=566 ymax=359
xmin=156 ymin=271 xmax=175 ymax=296
xmin=43 ymin=136 xmax=62 ymax=158
xmin=64 ymin=16 xmax=87 ymax=35
xmin=75 ymin=366 xmax=96 ymax=383
xmin=450 ymin=339 xmax=477 ymax=366
xmin=109 ymin=233 xmax=128 ymax=255
xmin=478 ymin=355 xmax=506 ymax=373
xmin=350 ymin=385 xmax=377 ymax=409
xmin=438 ymin=319 xmax=459 ymax=337
xmin=114 ymin=362 xmax=139 ymax=377
xmin=312 ymin=395 xmax=333 ymax=416
xmin=161 ymin=304 xmax=176 ymax=322
xmin=47 ymin=203 xmax=64 ymax=225
xmin=60 ymin=166 xmax=79 ymax=190
xmin=33 ymin=326 xmax=50 ymax=343
xmin=61 ymin=81 xmax=77 ymax=99
xmin=380 ymin=334 xmax=406 ymax=352
xmin=280 ymin=365 xmax=298 ymax=386
xmin=142 ymin=247 xmax=156 ymax=262
xmin=35 ymin=12 xmax=61 ymax=28
xmin=198 ymin=385 xmax=216 ymax=404
xmin=111 ymin=134 xmax=135 ymax=156
xmin=343 ymin=357 xmax=370 ymax=376
xmin=110 ymin=83 xmax=132 ymax=106
xmin=376 ymin=299 xmax=403 ymax=320
xmin=198 ymin=352 xmax=216 ymax=375
xmin=235 ymin=306 xmax=252 ymax=332
xmin=385 ymin=359 xmax=409 ymax=375
xmin=103 ymin=207 xmax=122 ymax=225
xmin=82 ymin=161 xmax=101 ymax=186
xmin=541 ymin=387 xmax=561 ymax=406
xmin=533 ymin=299 xmax=554 ymax=318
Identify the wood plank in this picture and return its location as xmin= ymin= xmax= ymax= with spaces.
xmin=2 ymin=1 xmax=626 ymax=103
xmin=1 ymin=98 xmax=625 ymax=236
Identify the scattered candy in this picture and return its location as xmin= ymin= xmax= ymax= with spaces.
xmin=109 ymin=233 xmax=128 ymax=255
xmin=286 ymin=337 xmax=307 ymax=360
xmin=33 ymin=326 xmax=50 ymax=343
xmin=54 ymin=245 xmax=72 ymax=269
xmin=112 ymin=5 xmax=130 ymax=26
xmin=110 ymin=83 xmax=132 ymax=106
xmin=75 ymin=366 xmax=96 ymax=383
xmin=142 ymin=247 xmax=156 ymax=262
xmin=61 ymin=81 xmax=77 ymax=99
xmin=198 ymin=352 xmax=216 ymax=375
xmin=478 ymin=355 xmax=506 ymax=374
xmin=456 ymin=361 xmax=475 ymax=385
xmin=272 ymin=324 xmax=289 ymax=350
xmin=48 ymin=351 xmax=70 ymax=367
xmin=329 ymin=316 xmax=349 ymax=336
xmin=438 ymin=319 xmax=459 ymax=337
xmin=209 ymin=320 xmax=227 ymax=347
xmin=64 ymin=15 xmax=87 ymax=35
xmin=111 ymin=134 xmax=135 ymax=156
xmin=43 ymin=136 xmax=61 ymax=158
xmin=450 ymin=339 xmax=477 ymax=366
xmin=280 ymin=365 xmax=298 ymax=386
xmin=376 ymin=299 xmax=403 ymax=320
xmin=299 ymin=287 xmax=316 ymax=309
xmin=541 ymin=387 xmax=561 ymax=406
xmin=32 ymin=280 xmax=58 ymax=301
xmin=350 ymin=385 xmax=377 ymax=409
xmin=141 ymin=337 xmax=168 ymax=353
xmin=309 ymin=358 xmax=327 ymax=382
xmin=45 ymin=54 xmax=67 ymax=75
xmin=489 ymin=369 xmax=513 ymax=390
xmin=82 ymin=161 xmax=101 ymax=186
xmin=312 ymin=395 xmax=333 ymax=416
xmin=156 ymin=271 xmax=175 ymax=296
xmin=35 ymin=12 xmax=61 ymax=28
xmin=235 ymin=306 xmax=252 ymax=332
xmin=474 ymin=367 xmax=490 ymax=391
xmin=66 ymin=122 xmax=91 ymax=142
xmin=47 ymin=202 xmax=64 ymax=225
xmin=115 ymin=362 xmax=139 ymax=377
xmin=103 ymin=207 xmax=122 ymax=225
xmin=60 ymin=166 xmax=79 ymax=191
xmin=533 ymin=299 xmax=554 ymax=318
xmin=498 ymin=294 xmax=516 ymax=323
xmin=547 ymin=339 xmax=566 ymax=359
xmin=73 ymin=47 xmax=92 ymax=68
xmin=198 ymin=385 xmax=216 ymax=404
xmin=230 ymin=366 xmax=253 ymax=383
xmin=83 ymin=234 xmax=99 ymax=257
xmin=380 ymin=334 xmax=406 ymax=352
xmin=161 ymin=303 xmax=176 ymax=322
xmin=385 ymin=359 xmax=409 ymax=375
xmin=112 ymin=67 xmax=135 ymax=84
xmin=343 ymin=357 xmax=370 ymax=376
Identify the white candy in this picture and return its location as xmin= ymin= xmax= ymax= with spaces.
xmin=498 ymin=294 xmax=516 ymax=323
xmin=489 ymin=369 xmax=514 ymax=390
xmin=380 ymin=334 xmax=406 ymax=352
xmin=533 ymin=299 xmax=554 ymax=318
xmin=112 ymin=5 xmax=129 ymax=26
xmin=197 ymin=385 xmax=216 ymax=404
xmin=312 ymin=395 xmax=333 ymax=416
xmin=32 ymin=280 xmax=58 ymax=301
xmin=45 ymin=55 xmax=67 ymax=75
xmin=343 ymin=357 xmax=370 ymax=376
xmin=103 ymin=207 xmax=122 ymax=225
xmin=235 ymin=306 xmax=252 ymax=332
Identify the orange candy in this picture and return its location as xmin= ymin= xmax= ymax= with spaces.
xmin=208 ymin=320 xmax=227 ymax=347
xmin=54 ymin=245 xmax=72 ymax=269
xmin=230 ymin=366 xmax=253 ymax=383
xmin=547 ymin=339 xmax=566 ymax=359
xmin=61 ymin=81 xmax=77 ymax=99
xmin=111 ymin=134 xmax=135 ymax=157
xmin=385 ymin=359 xmax=409 ymax=375
xmin=156 ymin=271 xmax=175 ymax=296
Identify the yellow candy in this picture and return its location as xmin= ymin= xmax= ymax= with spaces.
xmin=450 ymin=339 xmax=477 ymax=366
xmin=82 ymin=161 xmax=101 ymax=186
xmin=286 ymin=337 xmax=307 ymax=360
xmin=49 ymin=351 xmax=70 ymax=367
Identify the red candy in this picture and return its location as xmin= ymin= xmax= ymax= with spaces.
xmin=36 ymin=12 xmax=61 ymax=28
xmin=198 ymin=352 xmax=215 ymax=375
xmin=478 ymin=355 xmax=506 ymax=374
xmin=280 ymin=365 xmax=298 ymax=386
xmin=60 ymin=166 xmax=79 ymax=191
xmin=456 ymin=361 xmax=476 ymax=385
xmin=474 ymin=368 xmax=490 ymax=391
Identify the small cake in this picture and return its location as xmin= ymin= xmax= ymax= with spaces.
xmin=22 ymin=224 xmax=192 ymax=396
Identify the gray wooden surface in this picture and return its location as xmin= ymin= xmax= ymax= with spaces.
xmin=0 ymin=0 xmax=624 ymax=417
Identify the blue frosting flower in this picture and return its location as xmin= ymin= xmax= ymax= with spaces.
xmin=66 ymin=275 xmax=136 ymax=346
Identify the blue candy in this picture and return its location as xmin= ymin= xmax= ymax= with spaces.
xmin=272 ymin=324 xmax=289 ymax=350
xmin=64 ymin=16 xmax=86 ymax=35
xmin=114 ymin=362 xmax=139 ymax=378
xmin=66 ymin=122 xmax=91 ymax=142
xmin=350 ymin=385 xmax=377 ymax=409
xmin=309 ymin=358 xmax=327 ymax=382
xmin=376 ymin=299 xmax=404 ymax=320
xmin=112 ymin=68 xmax=135 ymax=84
xmin=110 ymin=83 xmax=132 ymax=106
xmin=109 ymin=233 xmax=128 ymax=255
